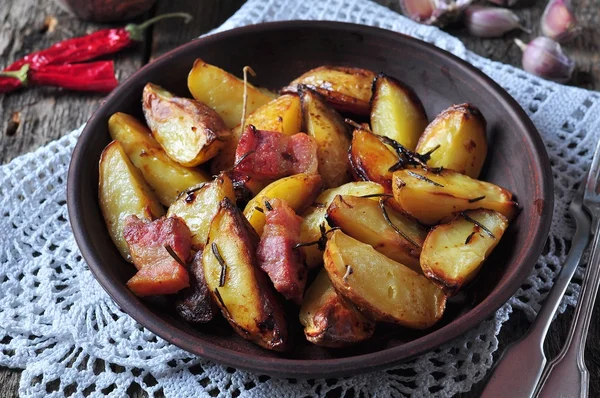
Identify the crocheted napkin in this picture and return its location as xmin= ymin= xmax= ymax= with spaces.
xmin=2 ymin=0 xmax=599 ymax=396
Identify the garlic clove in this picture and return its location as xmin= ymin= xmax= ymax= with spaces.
xmin=541 ymin=0 xmax=581 ymax=42
xmin=465 ymin=5 xmax=530 ymax=38
xmin=515 ymin=37 xmax=575 ymax=83
xmin=399 ymin=0 xmax=476 ymax=27
xmin=486 ymin=0 xmax=520 ymax=6
xmin=399 ymin=0 xmax=436 ymax=23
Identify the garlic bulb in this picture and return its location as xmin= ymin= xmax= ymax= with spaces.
xmin=541 ymin=0 xmax=581 ymax=42
xmin=515 ymin=37 xmax=575 ymax=83
xmin=465 ymin=6 xmax=530 ymax=38
xmin=399 ymin=0 xmax=475 ymax=27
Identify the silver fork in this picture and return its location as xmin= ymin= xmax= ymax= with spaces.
xmin=535 ymin=139 xmax=600 ymax=398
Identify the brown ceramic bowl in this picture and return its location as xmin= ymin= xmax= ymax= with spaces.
xmin=68 ymin=21 xmax=553 ymax=378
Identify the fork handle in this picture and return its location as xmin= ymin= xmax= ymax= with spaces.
xmin=535 ymin=227 xmax=600 ymax=398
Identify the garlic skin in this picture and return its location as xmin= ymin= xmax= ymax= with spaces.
xmin=399 ymin=0 xmax=475 ymax=27
xmin=487 ymin=0 xmax=520 ymax=6
xmin=515 ymin=37 xmax=575 ymax=83
xmin=465 ymin=5 xmax=529 ymax=38
xmin=541 ymin=0 xmax=581 ymax=42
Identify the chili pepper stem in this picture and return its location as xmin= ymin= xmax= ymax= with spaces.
xmin=0 ymin=64 xmax=30 ymax=85
xmin=126 ymin=12 xmax=193 ymax=41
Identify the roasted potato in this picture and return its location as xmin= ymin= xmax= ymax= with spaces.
xmin=203 ymin=198 xmax=289 ymax=351
xmin=326 ymin=195 xmax=426 ymax=272
xmin=349 ymin=128 xmax=399 ymax=190
xmin=300 ymin=87 xmax=352 ymax=188
xmin=243 ymin=173 xmax=323 ymax=236
xmin=108 ymin=112 xmax=211 ymax=206
xmin=416 ymin=103 xmax=487 ymax=178
xmin=299 ymin=268 xmax=375 ymax=347
xmin=392 ymin=168 xmax=518 ymax=225
xmin=175 ymin=250 xmax=218 ymax=323
xmin=300 ymin=181 xmax=385 ymax=268
xmin=187 ymin=59 xmax=276 ymax=128
xmin=98 ymin=141 xmax=164 ymax=262
xmin=282 ymin=66 xmax=376 ymax=116
xmin=324 ymin=230 xmax=446 ymax=329
xmin=370 ymin=74 xmax=428 ymax=151
xmin=211 ymin=94 xmax=303 ymax=174
xmin=142 ymin=83 xmax=231 ymax=167
xmin=421 ymin=209 xmax=509 ymax=295
xmin=167 ymin=174 xmax=236 ymax=250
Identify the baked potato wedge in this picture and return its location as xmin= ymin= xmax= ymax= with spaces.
xmin=421 ymin=209 xmax=509 ymax=295
xmin=167 ymin=174 xmax=236 ymax=250
xmin=98 ymin=141 xmax=164 ymax=262
xmin=300 ymin=87 xmax=352 ymax=188
xmin=108 ymin=112 xmax=211 ymax=206
xmin=349 ymin=128 xmax=399 ymax=190
xmin=300 ymin=181 xmax=385 ymax=268
xmin=299 ymin=268 xmax=375 ymax=347
xmin=142 ymin=83 xmax=231 ymax=167
xmin=175 ymin=250 xmax=218 ymax=323
xmin=392 ymin=168 xmax=517 ymax=225
xmin=243 ymin=173 xmax=323 ymax=236
xmin=211 ymin=94 xmax=303 ymax=174
xmin=324 ymin=230 xmax=446 ymax=329
xmin=187 ymin=59 xmax=276 ymax=128
xmin=326 ymin=195 xmax=426 ymax=272
xmin=282 ymin=66 xmax=376 ymax=116
xmin=203 ymin=198 xmax=289 ymax=351
xmin=370 ymin=74 xmax=428 ymax=151
xmin=416 ymin=103 xmax=487 ymax=178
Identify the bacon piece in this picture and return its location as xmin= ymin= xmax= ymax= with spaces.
xmin=234 ymin=125 xmax=318 ymax=180
xmin=257 ymin=198 xmax=307 ymax=304
xmin=123 ymin=215 xmax=191 ymax=296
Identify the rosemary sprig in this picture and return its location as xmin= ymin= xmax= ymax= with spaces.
xmin=293 ymin=223 xmax=339 ymax=251
xmin=176 ymin=182 xmax=207 ymax=201
xmin=211 ymin=242 xmax=227 ymax=287
xmin=359 ymin=193 xmax=394 ymax=199
xmin=461 ymin=212 xmax=495 ymax=239
xmin=264 ymin=200 xmax=273 ymax=211
xmin=406 ymin=170 xmax=444 ymax=187
xmin=468 ymin=196 xmax=486 ymax=203
xmin=465 ymin=231 xmax=476 ymax=245
xmin=164 ymin=244 xmax=186 ymax=267
xmin=240 ymin=65 xmax=257 ymax=130
xmin=379 ymin=198 xmax=420 ymax=247
xmin=254 ymin=206 xmax=264 ymax=213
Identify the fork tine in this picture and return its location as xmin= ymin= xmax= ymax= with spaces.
xmin=584 ymin=139 xmax=600 ymax=200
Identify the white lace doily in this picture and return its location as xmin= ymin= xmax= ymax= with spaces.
xmin=2 ymin=0 xmax=600 ymax=396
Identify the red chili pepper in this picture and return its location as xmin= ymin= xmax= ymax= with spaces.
xmin=3 ymin=13 xmax=192 ymax=73
xmin=0 ymin=62 xmax=118 ymax=93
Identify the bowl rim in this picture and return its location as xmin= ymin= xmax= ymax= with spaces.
xmin=67 ymin=20 xmax=554 ymax=378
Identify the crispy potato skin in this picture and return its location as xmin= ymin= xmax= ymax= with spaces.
xmin=326 ymin=195 xmax=426 ymax=272
xmin=175 ymin=250 xmax=218 ymax=323
xmin=300 ymin=87 xmax=352 ymax=188
xmin=187 ymin=59 xmax=275 ymax=129
xmin=299 ymin=181 xmax=385 ymax=268
xmin=324 ymin=230 xmax=446 ymax=329
xmin=167 ymin=174 xmax=236 ymax=250
xmin=416 ymin=103 xmax=488 ymax=178
xmin=108 ymin=112 xmax=210 ymax=206
xmin=211 ymin=94 xmax=302 ymax=174
xmin=300 ymin=269 xmax=375 ymax=347
xmin=98 ymin=141 xmax=164 ymax=262
xmin=421 ymin=209 xmax=509 ymax=295
xmin=203 ymin=198 xmax=289 ymax=351
xmin=392 ymin=168 xmax=518 ymax=225
xmin=142 ymin=83 xmax=231 ymax=167
xmin=370 ymin=74 xmax=428 ymax=151
xmin=282 ymin=66 xmax=376 ymax=116
xmin=349 ymin=129 xmax=398 ymax=191
xmin=243 ymin=173 xmax=323 ymax=236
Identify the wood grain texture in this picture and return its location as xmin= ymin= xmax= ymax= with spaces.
xmin=1 ymin=0 xmax=600 ymax=396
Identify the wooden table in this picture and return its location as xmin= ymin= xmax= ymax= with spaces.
xmin=1 ymin=0 xmax=599 ymax=396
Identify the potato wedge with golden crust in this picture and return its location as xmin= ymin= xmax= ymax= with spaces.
xmin=324 ymin=230 xmax=446 ymax=329
xmin=99 ymin=141 xmax=164 ymax=262
xmin=282 ymin=66 xmax=376 ymax=116
xmin=299 ymin=181 xmax=385 ymax=268
xmin=187 ymin=59 xmax=276 ymax=129
xmin=211 ymin=94 xmax=303 ymax=174
xmin=175 ymin=250 xmax=218 ymax=323
xmin=349 ymin=128 xmax=399 ymax=190
xmin=142 ymin=83 xmax=231 ymax=167
xmin=203 ymin=198 xmax=289 ymax=351
xmin=108 ymin=112 xmax=211 ymax=206
xmin=392 ymin=168 xmax=518 ymax=225
xmin=416 ymin=103 xmax=487 ymax=178
xmin=300 ymin=268 xmax=375 ymax=347
xmin=370 ymin=74 xmax=428 ymax=151
xmin=421 ymin=209 xmax=509 ymax=295
xmin=300 ymin=87 xmax=352 ymax=188
xmin=326 ymin=195 xmax=426 ymax=272
xmin=243 ymin=173 xmax=323 ymax=236
xmin=167 ymin=174 xmax=236 ymax=250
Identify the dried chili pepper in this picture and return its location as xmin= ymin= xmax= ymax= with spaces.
xmin=0 ymin=62 xmax=118 ymax=93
